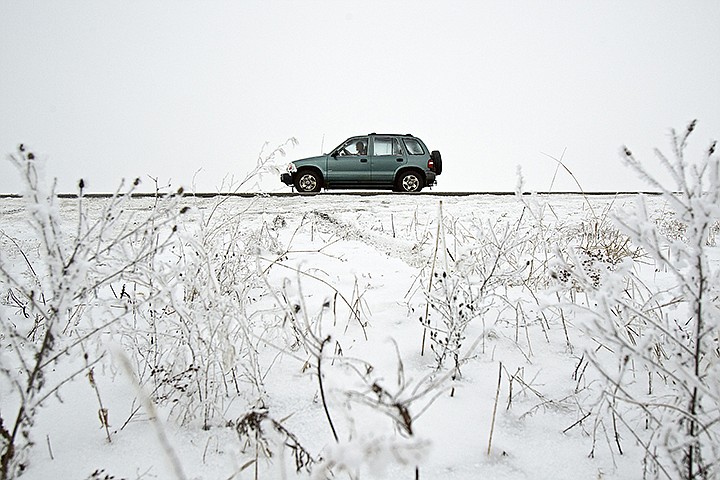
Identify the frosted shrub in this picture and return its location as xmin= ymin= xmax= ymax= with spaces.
xmin=560 ymin=122 xmax=720 ymax=479
xmin=419 ymin=200 xmax=550 ymax=374
xmin=417 ymin=204 xmax=480 ymax=376
xmin=0 ymin=146 xmax=185 ymax=479
xmin=654 ymin=208 xmax=720 ymax=247
xmin=120 ymin=203 xmax=283 ymax=429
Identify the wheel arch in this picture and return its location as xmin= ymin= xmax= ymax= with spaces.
xmin=394 ymin=166 xmax=426 ymax=185
xmin=394 ymin=167 xmax=426 ymax=192
xmin=296 ymin=166 xmax=325 ymax=183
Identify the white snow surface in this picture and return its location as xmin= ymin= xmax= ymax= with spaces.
xmin=0 ymin=192 xmax=716 ymax=480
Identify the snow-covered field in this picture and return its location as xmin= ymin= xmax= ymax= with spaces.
xmin=1 ymin=185 xmax=719 ymax=480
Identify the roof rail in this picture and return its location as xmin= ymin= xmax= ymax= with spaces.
xmin=367 ymin=133 xmax=414 ymax=136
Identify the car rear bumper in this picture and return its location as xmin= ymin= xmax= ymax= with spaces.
xmin=425 ymin=171 xmax=437 ymax=186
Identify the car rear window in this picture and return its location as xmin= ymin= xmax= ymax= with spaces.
xmin=403 ymin=138 xmax=425 ymax=155
xmin=374 ymin=137 xmax=403 ymax=155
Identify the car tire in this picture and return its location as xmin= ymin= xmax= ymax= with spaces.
xmin=431 ymin=150 xmax=442 ymax=175
xmin=397 ymin=171 xmax=424 ymax=193
xmin=295 ymin=170 xmax=322 ymax=193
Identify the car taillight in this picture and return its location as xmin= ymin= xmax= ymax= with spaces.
xmin=427 ymin=159 xmax=435 ymax=170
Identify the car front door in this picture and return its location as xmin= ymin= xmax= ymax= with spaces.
xmin=327 ymin=136 xmax=371 ymax=186
xmin=371 ymin=136 xmax=405 ymax=184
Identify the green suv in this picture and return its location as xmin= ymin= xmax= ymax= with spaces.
xmin=280 ymin=133 xmax=442 ymax=193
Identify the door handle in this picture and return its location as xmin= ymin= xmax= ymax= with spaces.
xmin=360 ymin=158 xmax=368 ymax=163
xmin=396 ymin=158 xmax=404 ymax=162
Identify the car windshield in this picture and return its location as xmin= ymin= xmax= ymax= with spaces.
xmin=334 ymin=137 xmax=368 ymax=156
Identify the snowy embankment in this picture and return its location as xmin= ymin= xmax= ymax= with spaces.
xmin=2 ymin=134 xmax=719 ymax=480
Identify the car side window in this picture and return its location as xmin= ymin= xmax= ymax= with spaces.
xmin=337 ymin=137 xmax=368 ymax=156
xmin=403 ymin=138 xmax=425 ymax=155
xmin=373 ymin=137 xmax=402 ymax=156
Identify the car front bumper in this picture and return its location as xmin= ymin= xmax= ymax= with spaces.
xmin=280 ymin=173 xmax=294 ymax=186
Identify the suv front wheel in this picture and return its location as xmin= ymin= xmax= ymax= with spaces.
xmin=295 ymin=170 xmax=322 ymax=193
xmin=397 ymin=171 xmax=424 ymax=193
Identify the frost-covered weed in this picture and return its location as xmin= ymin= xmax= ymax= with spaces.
xmin=235 ymin=408 xmax=316 ymax=476
xmin=119 ymin=202 xmax=287 ymax=429
xmin=556 ymin=122 xmax=720 ymax=479
xmin=654 ymin=208 xmax=720 ymax=247
xmin=0 ymin=146 xmax=185 ymax=479
xmin=417 ymin=198 xmax=555 ymax=374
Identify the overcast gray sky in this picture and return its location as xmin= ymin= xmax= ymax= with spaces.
xmin=1 ymin=1 xmax=719 ymax=194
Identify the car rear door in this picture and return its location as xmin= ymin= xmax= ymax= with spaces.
xmin=370 ymin=136 xmax=405 ymax=185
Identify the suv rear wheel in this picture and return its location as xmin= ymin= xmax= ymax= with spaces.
xmin=397 ymin=171 xmax=424 ymax=193
xmin=295 ymin=170 xmax=322 ymax=193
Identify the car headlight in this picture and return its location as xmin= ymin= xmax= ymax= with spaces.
xmin=286 ymin=163 xmax=297 ymax=173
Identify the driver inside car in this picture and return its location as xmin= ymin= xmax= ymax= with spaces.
xmin=355 ymin=141 xmax=367 ymax=155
